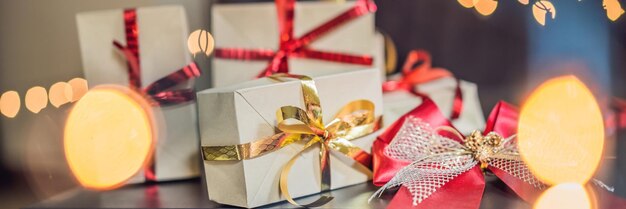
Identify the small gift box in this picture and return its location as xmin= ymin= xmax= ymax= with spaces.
xmin=211 ymin=0 xmax=385 ymax=87
xmin=197 ymin=69 xmax=383 ymax=207
xmin=370 ymin=99 xmax=545 ymax=209
xmin=76 ymin=5 xmax=201 ymax=182
xmin=382 ymin=50 xmax=485 ymax=135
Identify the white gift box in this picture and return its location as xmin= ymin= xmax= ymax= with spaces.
xmin=211 ymin=1 xmax=385 ymax=87
xmin=383 ymin=77 xmax=486 ymax=135
xmin=197 ymin=69 xmax=383 ymax=208
xmin=76 ymin=5 xmax=200 ymax=182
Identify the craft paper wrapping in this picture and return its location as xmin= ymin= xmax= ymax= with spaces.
xmin=197 ymin=69 xmax=382 ymax=208
xmin=211 ymin=1 xmax=385 ymax=87
xmin=383 ymin=77 xmax=485 ymax=135
xmin=76 ymin=5 xmax=200 ymax=182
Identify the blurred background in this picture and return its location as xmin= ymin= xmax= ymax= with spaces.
xmin=0 ymin=0 xmax=625 ymax=208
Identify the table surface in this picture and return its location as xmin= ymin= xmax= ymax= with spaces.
xmin=25 ymin=175 xmax=532 ymax=209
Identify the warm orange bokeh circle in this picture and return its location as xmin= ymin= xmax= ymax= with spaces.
xmin=64 ymin=85 xmax=154 ymax=190
xmin=518 ymin=76 xmax=604 ymax=185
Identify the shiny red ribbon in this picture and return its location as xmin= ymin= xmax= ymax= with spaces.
xmin=214 ymin=0 xmax=376 ymax=78
xmin=372 ymin=99 xmax=542 ymax=209
xmin=382 ymin=50 xmax=463 ymax=120
xmin=115 ymin=9 xmax=202 ymax=181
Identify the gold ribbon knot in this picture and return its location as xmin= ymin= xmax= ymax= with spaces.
xmin=202 ymin=74 xmax=380 ymax=207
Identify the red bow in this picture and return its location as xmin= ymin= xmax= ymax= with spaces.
xmin=372 ymin=99 xmax=543 ymax=209
xmin=382 ymin=50 xmax=463 ymax=119
xmin=113 ymin=9 xmax=202 ymax=181
xmin=214 ymin=0 xmax=376 ymax=78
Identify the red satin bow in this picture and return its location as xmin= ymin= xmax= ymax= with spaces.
xmin=372 ymin=99 xmax=542 ymax=209
xmin=114 ymin=9 xmax=202 ymax=181
xmin=382 ymin=49 xmax=463 ymax=119
xmin=214 ymin=0 xmax=376 ymax=78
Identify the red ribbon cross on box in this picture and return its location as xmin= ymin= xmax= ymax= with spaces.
xmin=215 ymin=0 xmax=376 ymax=78
xmin=113 ymin=8 xmax=202 ymax=181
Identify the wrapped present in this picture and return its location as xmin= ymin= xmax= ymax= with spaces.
xmin=76 ymin=6 xmax=201 ymax=183
xmin=370 ymin=99 xmax=545 ymax=209
xmin=197 ymin=69 xmax=382 ymax=207
xmin=382 ymin=50 xmax=485 ymax=135
xmin=211 ymin=0 xmax=385 ymax=87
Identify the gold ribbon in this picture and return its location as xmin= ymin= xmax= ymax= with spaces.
xmin=202 ymin=74 xmax=380 ymax=207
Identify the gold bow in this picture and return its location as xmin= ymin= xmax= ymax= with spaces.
xmin=202 ymin=74 xmax=380 ymax=207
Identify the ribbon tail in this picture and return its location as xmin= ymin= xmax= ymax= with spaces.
xmin=489 ymin=166 xmax=543 ymax=203
xmin=149 ymin=89 xmax=197 ymax=105
xmin=144 ymin=62 xmax=201 ymax=95
xmin=386 ymin=166 xmax=485 ymax=209
xmin=279 ymin=140 xmax=334 ymax=207
xmin=372 ymin=139 xmax=410 ymax=186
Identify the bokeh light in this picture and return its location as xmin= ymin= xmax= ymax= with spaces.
xmin=532 ymin=1 xmax=556 ymax=26
xmin=49 ymin=82 xmax=73 ymax=108
xmin=187 ymin=29 xmax=214 ymax=57
xmin=0 ymin=91 xmax=21 ymax=118
xmin=25 ymin=86 xmax=48 ymax=114
xmin=603 ymin=0 xmax=625 ymax=21
xmin=518 ymin=76 xmax=604 ymax=185
xmin=474 ymin=0 xmax=498 ymax=16
xmin=68 ymin=78 xmax=88 ymax=102
xmin=457 ymin=0 xmax=477 ymax=8
xmin=534 ymin=183 xmax=591 ymax=209
xmin=64 ymin=85 xmax=154 ymax=190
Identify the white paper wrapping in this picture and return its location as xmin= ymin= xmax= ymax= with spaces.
xmin=383 ymin=77 xmax=485 ymax=135
xmin=211 ymin=1 xmax=385 ymax=87
xmin=76 ymin=5 xmax=200 ymax=182
xmin=197 ymin=69 xmax=383 ymax=207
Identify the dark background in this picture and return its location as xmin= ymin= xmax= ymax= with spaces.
xmin=1 ymin=0 xmax=625 ymax=208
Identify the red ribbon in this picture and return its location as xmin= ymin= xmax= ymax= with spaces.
xmin=115 ymin=9 xmax=202 ymax=181
xmin=214 ymin=0 xmax=376 ymax=78
xmin=382 ymin=50 xmax=463 ymax=120
xmin=372 ymin=99 xmax=542 ymax=209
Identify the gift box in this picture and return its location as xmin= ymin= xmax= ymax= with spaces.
xmin=76 ymin=5 xmax=201 ymax=183
xmin=382 ymin=50 xmax=485 ymax=135
xmin=211 ymin=0 xmax=385 ymax=87
xmin=197 ymin=69 xmax=383 ymax=207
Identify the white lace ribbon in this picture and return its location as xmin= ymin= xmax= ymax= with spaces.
xmin=369 ymin=116 xmax=545 ymax=206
